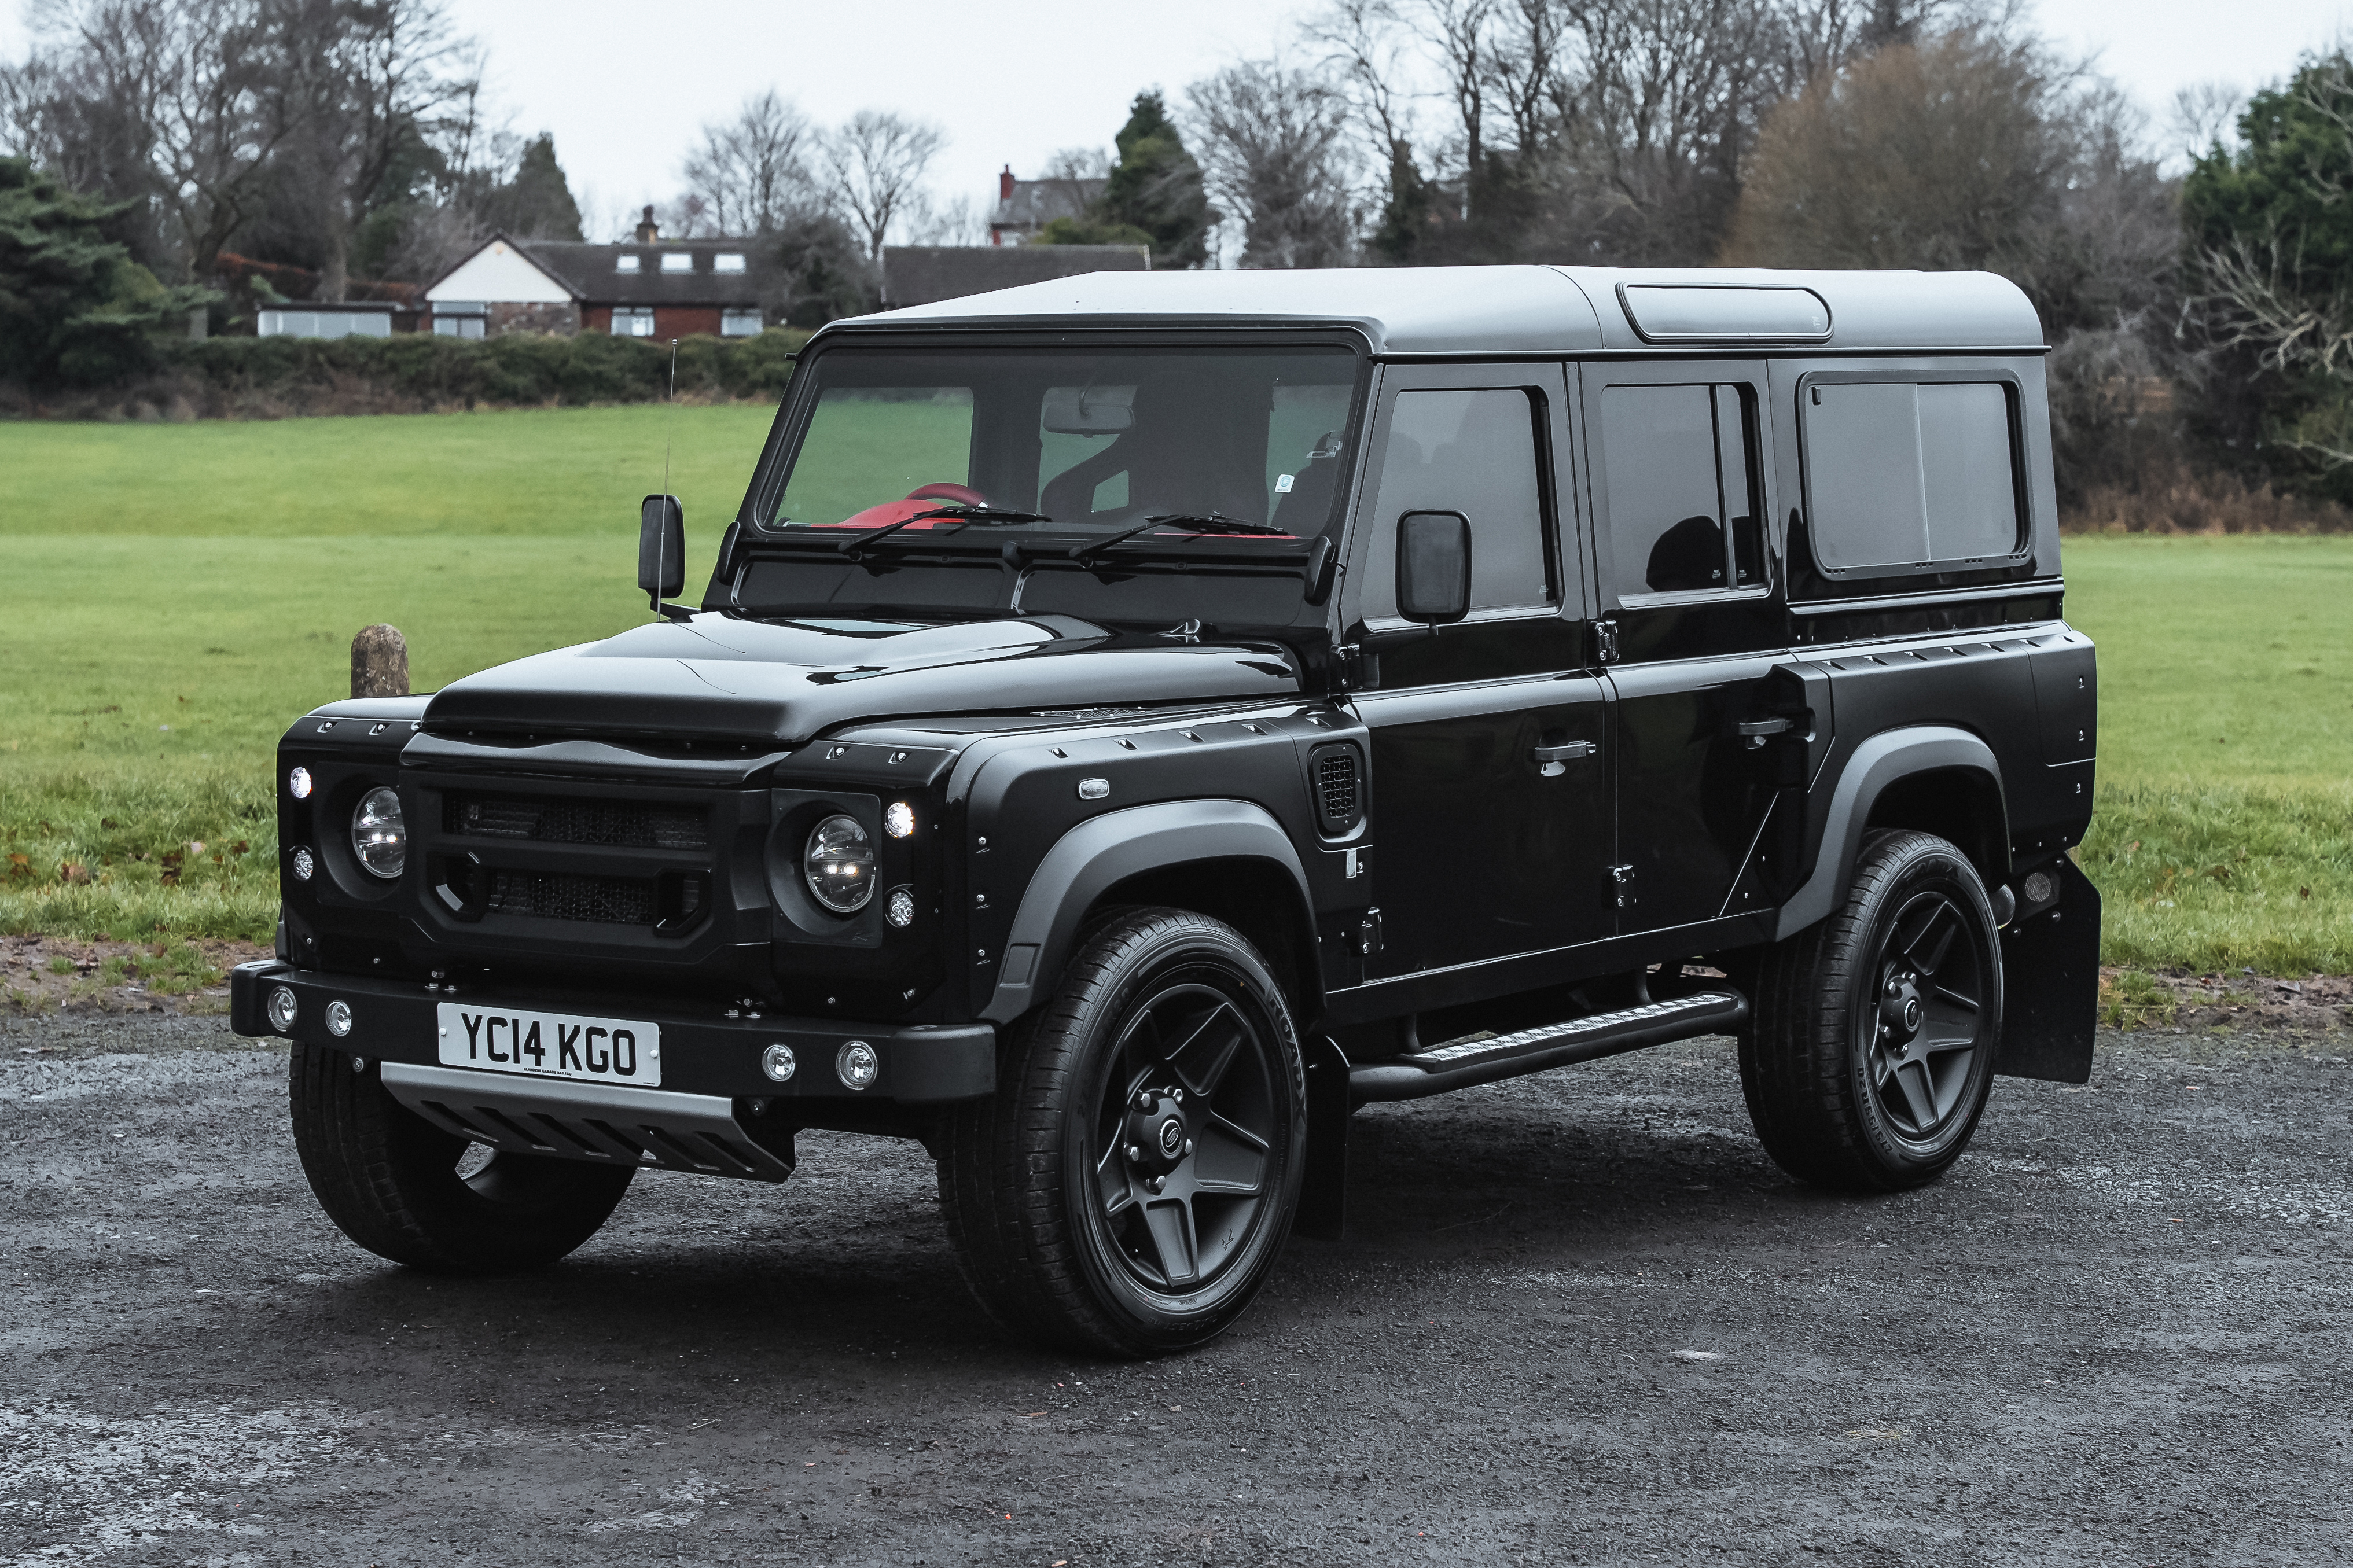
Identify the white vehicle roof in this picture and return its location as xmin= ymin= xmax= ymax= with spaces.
xmin=834 ymin=264 xmax=2045 ymax=355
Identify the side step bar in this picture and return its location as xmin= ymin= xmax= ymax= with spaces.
xmin=1347 ymin=989 xmax=1750 ymax=1103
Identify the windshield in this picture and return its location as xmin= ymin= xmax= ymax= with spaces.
xmin=765 ymin=345 xmax=1361 ymax=544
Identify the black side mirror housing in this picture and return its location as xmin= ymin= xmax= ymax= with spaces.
xmin=639 ymin=494 xmax=685 ymax=606
xmin=1396 ymin=510 xmax=1471 ymax=625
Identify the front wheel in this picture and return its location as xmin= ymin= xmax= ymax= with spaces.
xmin=1741 ymin=830 xmax=2003 ymax=1191
xmin=289 ymin=1043 xmax=635 ymax=1272
xmin=937 ymin=908 xmax=1308 ymax=1357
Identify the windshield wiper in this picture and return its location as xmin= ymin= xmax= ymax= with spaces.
xmin=1068 ymin=512 xmax=1292 ymax=566
xmin=836 ymin=506 xmax=1052 ymax=557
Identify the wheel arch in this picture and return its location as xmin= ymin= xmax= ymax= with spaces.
xmin=1773 ymin=726 xmax=2010 ymax=941
xmin=979 ymin=800 xmax=1318 ymax=1025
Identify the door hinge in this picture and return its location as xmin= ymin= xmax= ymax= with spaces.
xmin=1334 ymin=642 xmax=1370 ymax=690
xmin=1609 ymin=864 xmax=1637 ymax=909
xmin=1595 ymin=619 xmax=1620 ymax=664
xmin=1357 ymin=908 xmax=1384 ymax=957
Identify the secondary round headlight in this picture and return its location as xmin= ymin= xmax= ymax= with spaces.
xmin=803 ymin=814 xmax=874 ymax=914
xmin=351 ymin=787 xmax=406 ymax=879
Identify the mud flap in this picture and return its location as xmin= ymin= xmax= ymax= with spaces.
xmin=1997 ymin=856 xmax=2100 ymax=1084
xmin=1293 ymin=1034 xmax=1351 ymax=1240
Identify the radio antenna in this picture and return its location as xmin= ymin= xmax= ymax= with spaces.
xmin=655 ymin=337 xmax=678 ymax=620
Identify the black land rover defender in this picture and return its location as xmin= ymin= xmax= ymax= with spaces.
xmin=235 ymin=266 xmax=2099 ymax=1357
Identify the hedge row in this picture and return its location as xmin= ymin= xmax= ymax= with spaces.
xmin=151 ymin=327 xmax=809 ymax=408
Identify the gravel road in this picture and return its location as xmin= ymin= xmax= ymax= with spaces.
xmin=4 ymin=1012 xmax=2348 ymax=1567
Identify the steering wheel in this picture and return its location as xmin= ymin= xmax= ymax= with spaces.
xmin=906 ymin=481 xmax=989 ymax=507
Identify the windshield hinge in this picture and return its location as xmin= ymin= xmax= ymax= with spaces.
xmin=1334 ymin=643 xmax=1371 ymax=691
xmin=1595 ymin=619 xmax=1620 ymax=665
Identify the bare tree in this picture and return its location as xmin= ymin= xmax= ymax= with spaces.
xmin=822 ymin=109 xmax=947 ymax=264
xmin=683 ymin=88 xmax=814 ymax=237
xmin=1187 ymin=59 xmax=1358 ymax=267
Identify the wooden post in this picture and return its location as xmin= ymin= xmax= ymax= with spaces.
xmin=351 ymin=624 xmax=409 ymax=699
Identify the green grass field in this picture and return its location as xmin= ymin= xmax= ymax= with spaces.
xmin=3 ymin=409 xmax=2348 ymax=974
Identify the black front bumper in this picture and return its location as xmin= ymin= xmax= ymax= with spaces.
xmin=229 ymin=960 xmax=996 ymax=1105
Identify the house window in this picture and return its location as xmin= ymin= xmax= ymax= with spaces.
xmin=431 ymin=301 xmax=488 ymax=341
xmin=660 ymin=252 xmax=693 ymax=274
xmin=715 ymin=253 xmax=747 ymax=274
xmin=616 ymin=255 xmax=641 ymax=273
xmin=720 ymin=308 xmax=763 ymax=337
xmin=610 ymin=308 xmax=655 ymax=337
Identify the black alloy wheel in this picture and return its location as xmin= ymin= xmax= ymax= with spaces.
xmin=289 ymin=1043 xmax=635 ymax=1272
xmin=1741 ymin=830 xmax=2003 ymax=1191
xmin=938 ymin=907 xmax=1308 ymax=1356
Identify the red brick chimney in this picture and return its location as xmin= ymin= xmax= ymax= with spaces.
xmin=634 ymin=204 xmax=660 ymax=244
xmin=999 ymin=165 xmax=1015 ymax=203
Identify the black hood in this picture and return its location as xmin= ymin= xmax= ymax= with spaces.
xmin=422 ymin=613 xmax=1302 ymax=744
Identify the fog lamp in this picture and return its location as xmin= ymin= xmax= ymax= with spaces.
xmin=266 ymin=985 xmax=298 ymax=1032
xmin=289 ymin=846 xmax=315 ymax=882
xmin=836 ymin=1040 xmax=879 ymax=1091
xmin=325 ymin=999 xmax=354 ymax=1037
xmin=761 ymin=1043 xmax=798 ymax=1083
xmin=288 ymin=766 xmax=312 ymax=800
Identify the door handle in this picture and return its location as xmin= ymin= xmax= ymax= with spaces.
xmin=1531 ymin=740 xmax=1597 ymax=776
xmin=1737 ymin=717 xmax=1792 ymax=750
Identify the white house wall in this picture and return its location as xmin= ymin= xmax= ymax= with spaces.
xmin=427 ymin=241 xmax=573 ymax=304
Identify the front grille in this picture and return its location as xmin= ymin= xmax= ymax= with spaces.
xmin=1313 ymin=748 xmax=1361 ymax=834
xmin=486 ymin=869 xmax=653 ymax=925
xmin=447 ymin=793 xmax=707 ymax=850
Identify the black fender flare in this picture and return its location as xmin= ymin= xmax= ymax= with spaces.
xmin=978 ymin=799 xmax=1313 ymax=1024
xmin=1771 ymin=725 xmax=2009 ymax=941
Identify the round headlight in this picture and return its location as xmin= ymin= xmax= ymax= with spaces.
xmin=803 ymin=814 xmax=873 ymax=913
xmin=351 ymin=787 xmax=406 ymax=879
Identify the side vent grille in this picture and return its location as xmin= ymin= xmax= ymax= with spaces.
xmin=1311 ymin=745 xmax=1362 ymax=836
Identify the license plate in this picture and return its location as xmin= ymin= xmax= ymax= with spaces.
xmin=435 ymin=1002 xmax=662 ymax=1087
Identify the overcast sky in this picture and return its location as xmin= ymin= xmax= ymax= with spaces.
xmin=6 ymin=0 xmax=2347 ymax=238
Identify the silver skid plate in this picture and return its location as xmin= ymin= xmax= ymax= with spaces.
xmin=380 ymin=1062 xmax=793 ymax=1181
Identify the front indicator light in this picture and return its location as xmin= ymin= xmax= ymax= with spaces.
xmin=288 ymin=766 xmax=312 ymax=800
xmin=886 ymin=887 xmax=916 ymax=928
xmin=836 ymin=1040 xmax=879 ymax=1091
xmin=884 ymin=801 xmax=915 ymax=838
xmin=351 ymin=787 xmax=406 ymax=879
xmin=804 ymin=814 xmax=874 ymax=913
xmin=289 ymin=846 xmax=315 ymax=882
xmin=267 ymin=985 xmax=297 ymax=1032
xmin=325 ymin=999 xmax=354 ymax=1037
xmin=762 ymin=1043 xmax=798 ymax=1083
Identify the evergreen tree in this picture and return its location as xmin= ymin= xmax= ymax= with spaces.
xmin=0 ymin=156 xmax=210 ymax=385
xmin=487 ymin=134 xmax=585 ymax=241
xmin=1100 ymin=91 xmax=1213 ymax=269
xmin=1368 ymin=140 xmax=1432 ymax=264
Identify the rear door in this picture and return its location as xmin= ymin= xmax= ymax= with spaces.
xmin=1346 ymin=363 xmax=1617 ymax=977
xmin=1580 ymin=359 xmax=1793 ymax=934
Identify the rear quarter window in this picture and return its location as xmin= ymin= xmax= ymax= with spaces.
xmin=1802 ymin=379 xmax=2022 ymax=574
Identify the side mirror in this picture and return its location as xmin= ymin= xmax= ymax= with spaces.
xmin=639 ymin=494 xmax=684 ymax=607
xmin=1396 ymin=510 xmax=1470 ymax=626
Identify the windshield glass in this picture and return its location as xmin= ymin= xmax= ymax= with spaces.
xmin=767 ymin=345 xmax=1361 ymax=543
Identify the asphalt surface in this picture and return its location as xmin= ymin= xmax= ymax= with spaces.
xmin=3 ymin=1012 xmax=2348 ymax=1567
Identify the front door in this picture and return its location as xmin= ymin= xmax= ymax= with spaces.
xmin=1580 ymin=359 xmax=1791 ymax=934
xmin=1346 ymin=363 xmax=1617 ymax=978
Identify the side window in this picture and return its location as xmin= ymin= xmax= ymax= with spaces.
xmin=1361 ymin=388 xmax=1553 ymax=619
xmin=1598 ymin=383 xmax=1762 ymax=599
xmin=1803 ymin=380 xmax=2021 ymax=572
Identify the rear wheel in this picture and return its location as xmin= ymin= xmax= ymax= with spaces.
xmin=1741 ymin=831 xmax=2002 ymax=1191
xmin=937 ymin=908 xmax=1307 ymax=1357
xmin=289 ymin=1043 xmax=634 ymax=1273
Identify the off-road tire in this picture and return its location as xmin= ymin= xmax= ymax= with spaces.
xmin=289 ymin=1043 xmax=635 ymax=1273
xmin=1741 ymin=830 xmax=2003 ymax=1192
xmin=937 ymin=907 xmax=1308 ymax=1357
